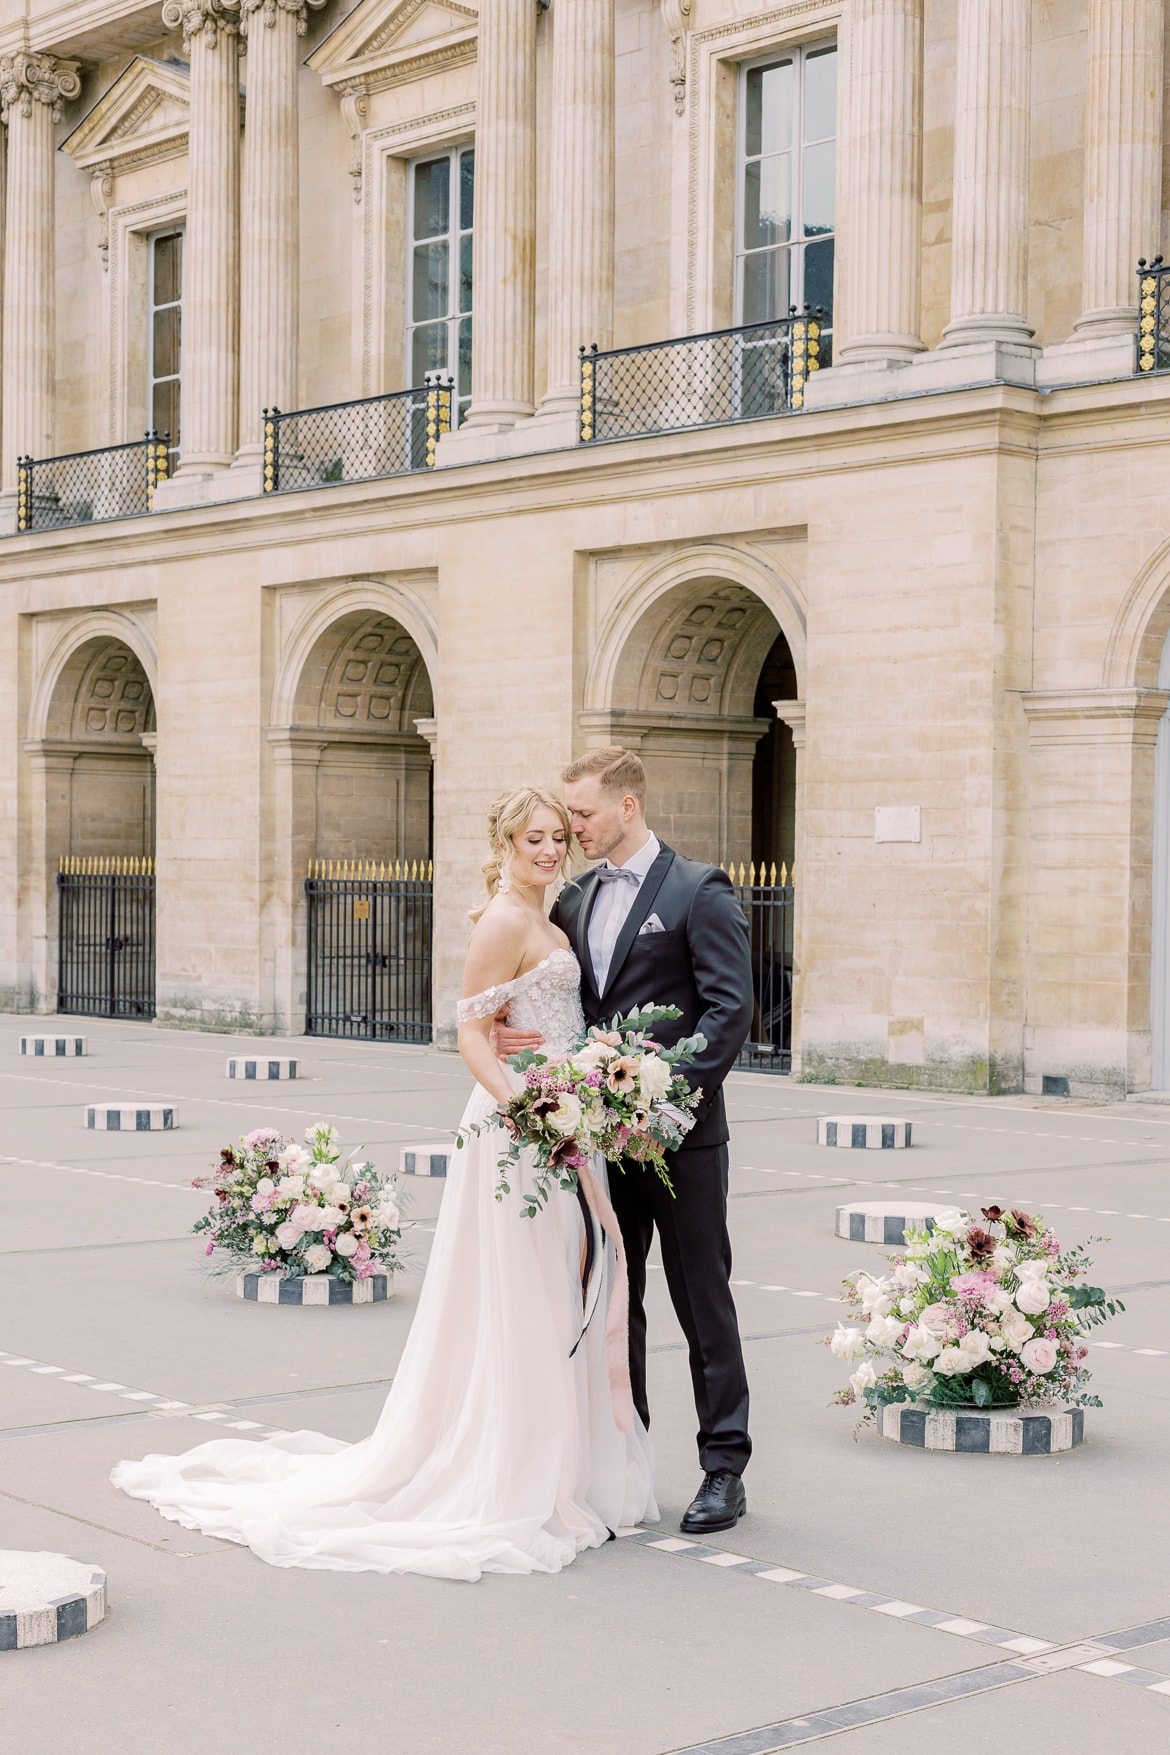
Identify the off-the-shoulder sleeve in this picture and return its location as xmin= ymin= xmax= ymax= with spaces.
xmin=457 ymin=981 xmax=514 ymax=1023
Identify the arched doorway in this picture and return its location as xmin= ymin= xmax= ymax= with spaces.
xmin=272 ymin=605 xmax=435 ymax=1038
xmin=37 ymin=635 xmax=157 ymax=1016
xmin=586 ymin=572 xmax=801 ymax=1069
xmin=1150 ymin=629 xmax=1170 ymax=1086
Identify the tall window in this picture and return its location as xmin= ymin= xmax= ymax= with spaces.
xmin=736 ymin=43 xmax=836 ymax=328
xmin=149 ymin=229 xmax=183 ymax=466
xmin=406 ymin=147 xmax=473 ymax=426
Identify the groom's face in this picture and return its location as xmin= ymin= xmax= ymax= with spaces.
xmin=565 ymin=776 xmax=632 ymax=863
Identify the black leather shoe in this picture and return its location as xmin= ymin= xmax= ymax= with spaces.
xmin=680 ymin=1470 xmax=747 ymax=1534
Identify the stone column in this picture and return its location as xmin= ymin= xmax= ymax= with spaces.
xmin=162 ymin=0 xmax=241 ymax=472
xmin=539 ymin=0 xmax=614 ymax=416
xmin=835 ymin=0 xmax=924 ymax=365
xmin=772 ymin=701 xmax=806 ymax=1072
xmin=461 ymin=0 xmax=536 ymax=428
xmin=941 ymin=0 xmax=1033 ymax=349
xmin=234 ymin=0 xmax=324 ymax=459
xmin=1075 ymin=0 xmax=1164 ymax=338
xmin=0 ymin=52 xmax=80 ymax=491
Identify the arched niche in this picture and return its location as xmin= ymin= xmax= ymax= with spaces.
xmin=41 ymin=635 xmax=156 ymax=857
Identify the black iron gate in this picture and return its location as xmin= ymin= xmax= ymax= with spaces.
xmin=305 ymin=860 xmax=433 ymax=1041
xmin=729 ymin=862 xmax=794 ymax=1073
xmin=57 ymin=856 xmax=156 ymax=1018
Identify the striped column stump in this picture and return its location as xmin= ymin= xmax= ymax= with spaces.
xmin=399 ymin=1142 xmax=452 ymax=1178
xmin=835 ymin=1201 xmax=964 ymax=1245
xmin=85 ymin=1105 xmax=176 ymax=1131
xmin=235 ymin=1273 xmax=393 ymax=1305
xmin=225 ymin=1056 xmax=299 ymax=1080
xmin=0 ymin=1552 xmax=108 ymax=1650
xmin=21 ymin=1035 xmax=87 ymax=1056
xmin=818 ymin=1115 xmax=912 ymax=1149
xmin=876 ymin=1402 xmax=1085 ymax=1455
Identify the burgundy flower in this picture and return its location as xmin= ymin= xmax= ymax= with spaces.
xmin=531 ymin=1095 xmax=560 ymax=1121
xmin=967 ymin=1226 xmax=997 ymax=1261
xmin=981 ymin=1205 xmax=1004 ymax=1222
xmin=264 ymin=1159 xmax=281 ymax=1176
xmin=1009 ymin=1208 xmax=1037 ymax=1239
xmin=548 ymin=1136 xmax=579 ymax=1168
xmin=219 ymin=1148 xmax=236 ymax=1167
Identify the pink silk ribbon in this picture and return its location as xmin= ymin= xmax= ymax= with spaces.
xmin=575 ymin=1159 xmax=635 ymax=1435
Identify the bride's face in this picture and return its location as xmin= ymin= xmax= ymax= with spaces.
xmin=510 ymin=805 xmax=568 ymax=892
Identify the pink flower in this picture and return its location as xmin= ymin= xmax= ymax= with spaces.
xmin=204 ymin=1241 xmax=215 ymax=1256
xmin=951 ymin=1271 xmax=998 ymax=1298
xmin=1021 ymin=1337 xmax=1058 ymax=1374
xmin=244 ymin=1127 xmax=282 ymax=1148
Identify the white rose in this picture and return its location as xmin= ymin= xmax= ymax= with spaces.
xmin=547 ymin=1093 xmax=582 ymax=1136
xmin=637 ymin=1056 xmax=672 ymax=1102
xmin=1014 ymin=1278 xmax=1051 ymax=1315
xmin=275 ymin=1222 xmax=301 ymax=1250
xmin=325 ymin=1182 xmax=350 ymax=1206
xmin=1000 ymin=1310 xmax=1033 ymax=1351
xmin=933 ymin=1347 xmax=968 ymax=1376
xmin=318 ymin=1205 xmax=345 ymax=1229
xmin=303 ymin=1243 xmax=332 ymax=1273
xmin=985 ymin=1288 xmax=1014 ymax=1316
xmin=375 ymin=1200 xmax=400 ymax=1230
xmin=829 ymin=1325 xmax=867 ymax=1363
xmin=1020 ymin=1336 xmax=1059 ymax=1375
xmin=1015 ymin=1258 xmax=1049 ymax=1282
xmin=901 ymin=1363 xmax=929 ymax=1391
xmin=290 ymin=1203 xmax=319 ymax=1231
xmin=901 ymin=1325 xmax=943 ymax=1362
xmin=334 ymin=1232 xmax=358 ymax=1258
xmin=898 ymin=1297 xmax=918 ymax=1318
xmin=933 ymin=1209 xmax=968 ymax=1237
xmin=255 ymin=1177 xmax=275 ymax=1197
xmin=866 ymin=1313 xmax=904 ymax=1347
xmin=849 ymin=1360 xmax=878 ymax=1393
xmin=280 ymin=1147 xmax=312 ymax=1174
xmin=892 ymin=1262 xmax=928 ymax=1291
xmin=958 ymin=1329 xmax=992 ymax=1366
xmin=990 ymin=1245 xmax=1016 ymax=1274
xmin=859 ymin=1280 xmax=895 ymax=1318
xmin=276 ymin=1175 xmax=304 ymax=1202
xmin=582 ymin=1101 xmax=607 ymax=1137
xmin=989 ymin=1335 xmax=1007 ymax=1351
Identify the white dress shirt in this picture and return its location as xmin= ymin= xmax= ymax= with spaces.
xmin=587 ymin=833 xmax=661 ymax=994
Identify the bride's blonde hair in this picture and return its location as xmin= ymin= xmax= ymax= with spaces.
xmin=469 ymin=785 xmax=573 ymax=923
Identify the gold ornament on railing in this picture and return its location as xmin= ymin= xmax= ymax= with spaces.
xmin=262 ymin=410 xmax=278 ymax=492
xmin=579 ymin=347 xmax=595 ymax=443
xmin=424 ymin=380 xmax=452 ymax=468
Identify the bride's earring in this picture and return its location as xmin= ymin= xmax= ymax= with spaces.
xmin=497 ymin=867 xmax=512 ymax=896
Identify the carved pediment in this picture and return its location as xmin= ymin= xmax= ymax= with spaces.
xmin=308 ymin=0 xmax=478 ymax=93
xmin=61 ymin=56 xmax=194 ymax=173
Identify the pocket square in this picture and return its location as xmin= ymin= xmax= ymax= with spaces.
xmin=638 ymin=914 xmax=666 ymax=935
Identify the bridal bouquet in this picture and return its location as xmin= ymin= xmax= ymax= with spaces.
xmin=829 ymin=1205 xmax=1123 ymax=1421
xmin=461 ymin=1004 xmax=705 ymax=1219
xmin=192 ymin=1122 xmax=403 ymax=1282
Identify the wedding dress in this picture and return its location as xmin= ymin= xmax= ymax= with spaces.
xmin=111 ymin=948 xmax=658 ymax=1581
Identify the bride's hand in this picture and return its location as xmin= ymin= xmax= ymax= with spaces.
xmin=490 ymin=1018 xmax=545 ymax=1059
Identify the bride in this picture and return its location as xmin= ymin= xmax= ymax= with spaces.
xmin=111 ymin=786 xmax=658 ymax=1581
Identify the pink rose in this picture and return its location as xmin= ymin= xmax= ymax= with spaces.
xmin=1019 ymin=1336 xmax=1058 ymax=1375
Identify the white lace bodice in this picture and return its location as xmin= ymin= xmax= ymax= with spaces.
xmin=457 ymin=948 xmax=584 ymax=1058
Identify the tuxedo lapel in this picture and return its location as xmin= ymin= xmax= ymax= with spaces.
xmin=599 ymin=845 xmax=675 ymax=1003
xmin=563 ymin=871 xmax=603 ymax=1006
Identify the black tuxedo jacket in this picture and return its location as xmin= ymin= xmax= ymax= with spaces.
xmin=551 ymin=843 xmax=755 ymax=1150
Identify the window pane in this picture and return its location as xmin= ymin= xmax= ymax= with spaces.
xmin=152 ymin=377 xmax=180 ymax=447
xmin=744 ymin=155 xmax=791 ymax=250
xmin=742 ymin=246 xmax=790 ymax=324
xmin=745 ymin=61 xmax=793 ymax=158
xmin=458 ymin=315 xmax=472 ymax=401
xmin=459 ymin=233 xmax=473 ymax=313
xmin=412 ymin=239 xmax=450 ymax=322
xmin=153 ymin=306 xmax=181 ymax=379
xmin=802 ymin=140 xmax=835 ymax=237
xmin=412 ymin=158 xmax=450 ymax=240
xmin=459 ymin=148 xmax=475 ymax=231
xmin=802 ymin=237 xmax=835 ymax=313
xmin=804 ymin=47 xmax=837 ymax=141
xmin=411 ymin=321 xmax=448 ymax=382
xmin=153 ymin=233 xmax=182 ymax=305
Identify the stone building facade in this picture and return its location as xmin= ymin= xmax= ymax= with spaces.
xmin=2 ymin=0 xmax=1170 ymax=1099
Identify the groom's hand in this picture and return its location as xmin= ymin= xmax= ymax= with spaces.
xmin=489 ymin=1016 xmax=544 ymax=1058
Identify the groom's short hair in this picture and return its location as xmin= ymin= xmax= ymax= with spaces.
xmin=562 ymin=746 xmax=647 ymax=807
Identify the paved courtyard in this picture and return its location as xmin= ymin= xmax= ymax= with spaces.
xmin=1 ymin=1017 xmax=1168 ymax=1753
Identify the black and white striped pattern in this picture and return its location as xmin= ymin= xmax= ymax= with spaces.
xmin=876 ymin=1401 xmax=1084 ymax=1454
xmin=0 ymin=1555 xmax=107 ymax=1651
xmin=225 ymin=1057 xmax=299 ymax=1080
xmin=20 ymin=1036 xmax=86 ymax=1057
xmin=835 ymin=1201 xmax=959 ymax=1244
xmin=85 ymin=1104 xmax=176 ymax=1131
xmin=818 ymin=1115 xmax=912 ymax=1149
xmin=236 ymin=1273 xmax=393 ymax=1305
xmin=400 ymin=1142 xmax=450 ymax=1178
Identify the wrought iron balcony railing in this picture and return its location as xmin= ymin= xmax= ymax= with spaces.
xmin=16 ymin=433 xmax=169 ymax=533
xmin=579 ymin=310 xmax=828 ymax=445
xmin=262 ymin=378 xmax=453 ymax=495
xmin=1137 ymin=258 xmax=1170 ymax=374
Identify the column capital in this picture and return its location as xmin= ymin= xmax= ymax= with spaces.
xmin=0 ymin=51 xmax=81 ymax=125
xmin=162 ymin=0 xmax=242 ymax=46
xmin=240 ymin=0 xmax=327 ymax=37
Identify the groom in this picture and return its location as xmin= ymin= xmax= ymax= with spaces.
xmin=496 ymin=747 xmax=756 ymax=1533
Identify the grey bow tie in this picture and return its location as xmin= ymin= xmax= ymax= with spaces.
xmin=596 ymin=865 xmax=639 ymax=885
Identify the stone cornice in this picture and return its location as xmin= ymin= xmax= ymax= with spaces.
xmin=1020 ymin=687 xmax=1170 ymax=747
xmin=0 ymin=50 xmax=81 ymax=124
xmin=161 ymin=0 xmax=241 ymax=46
